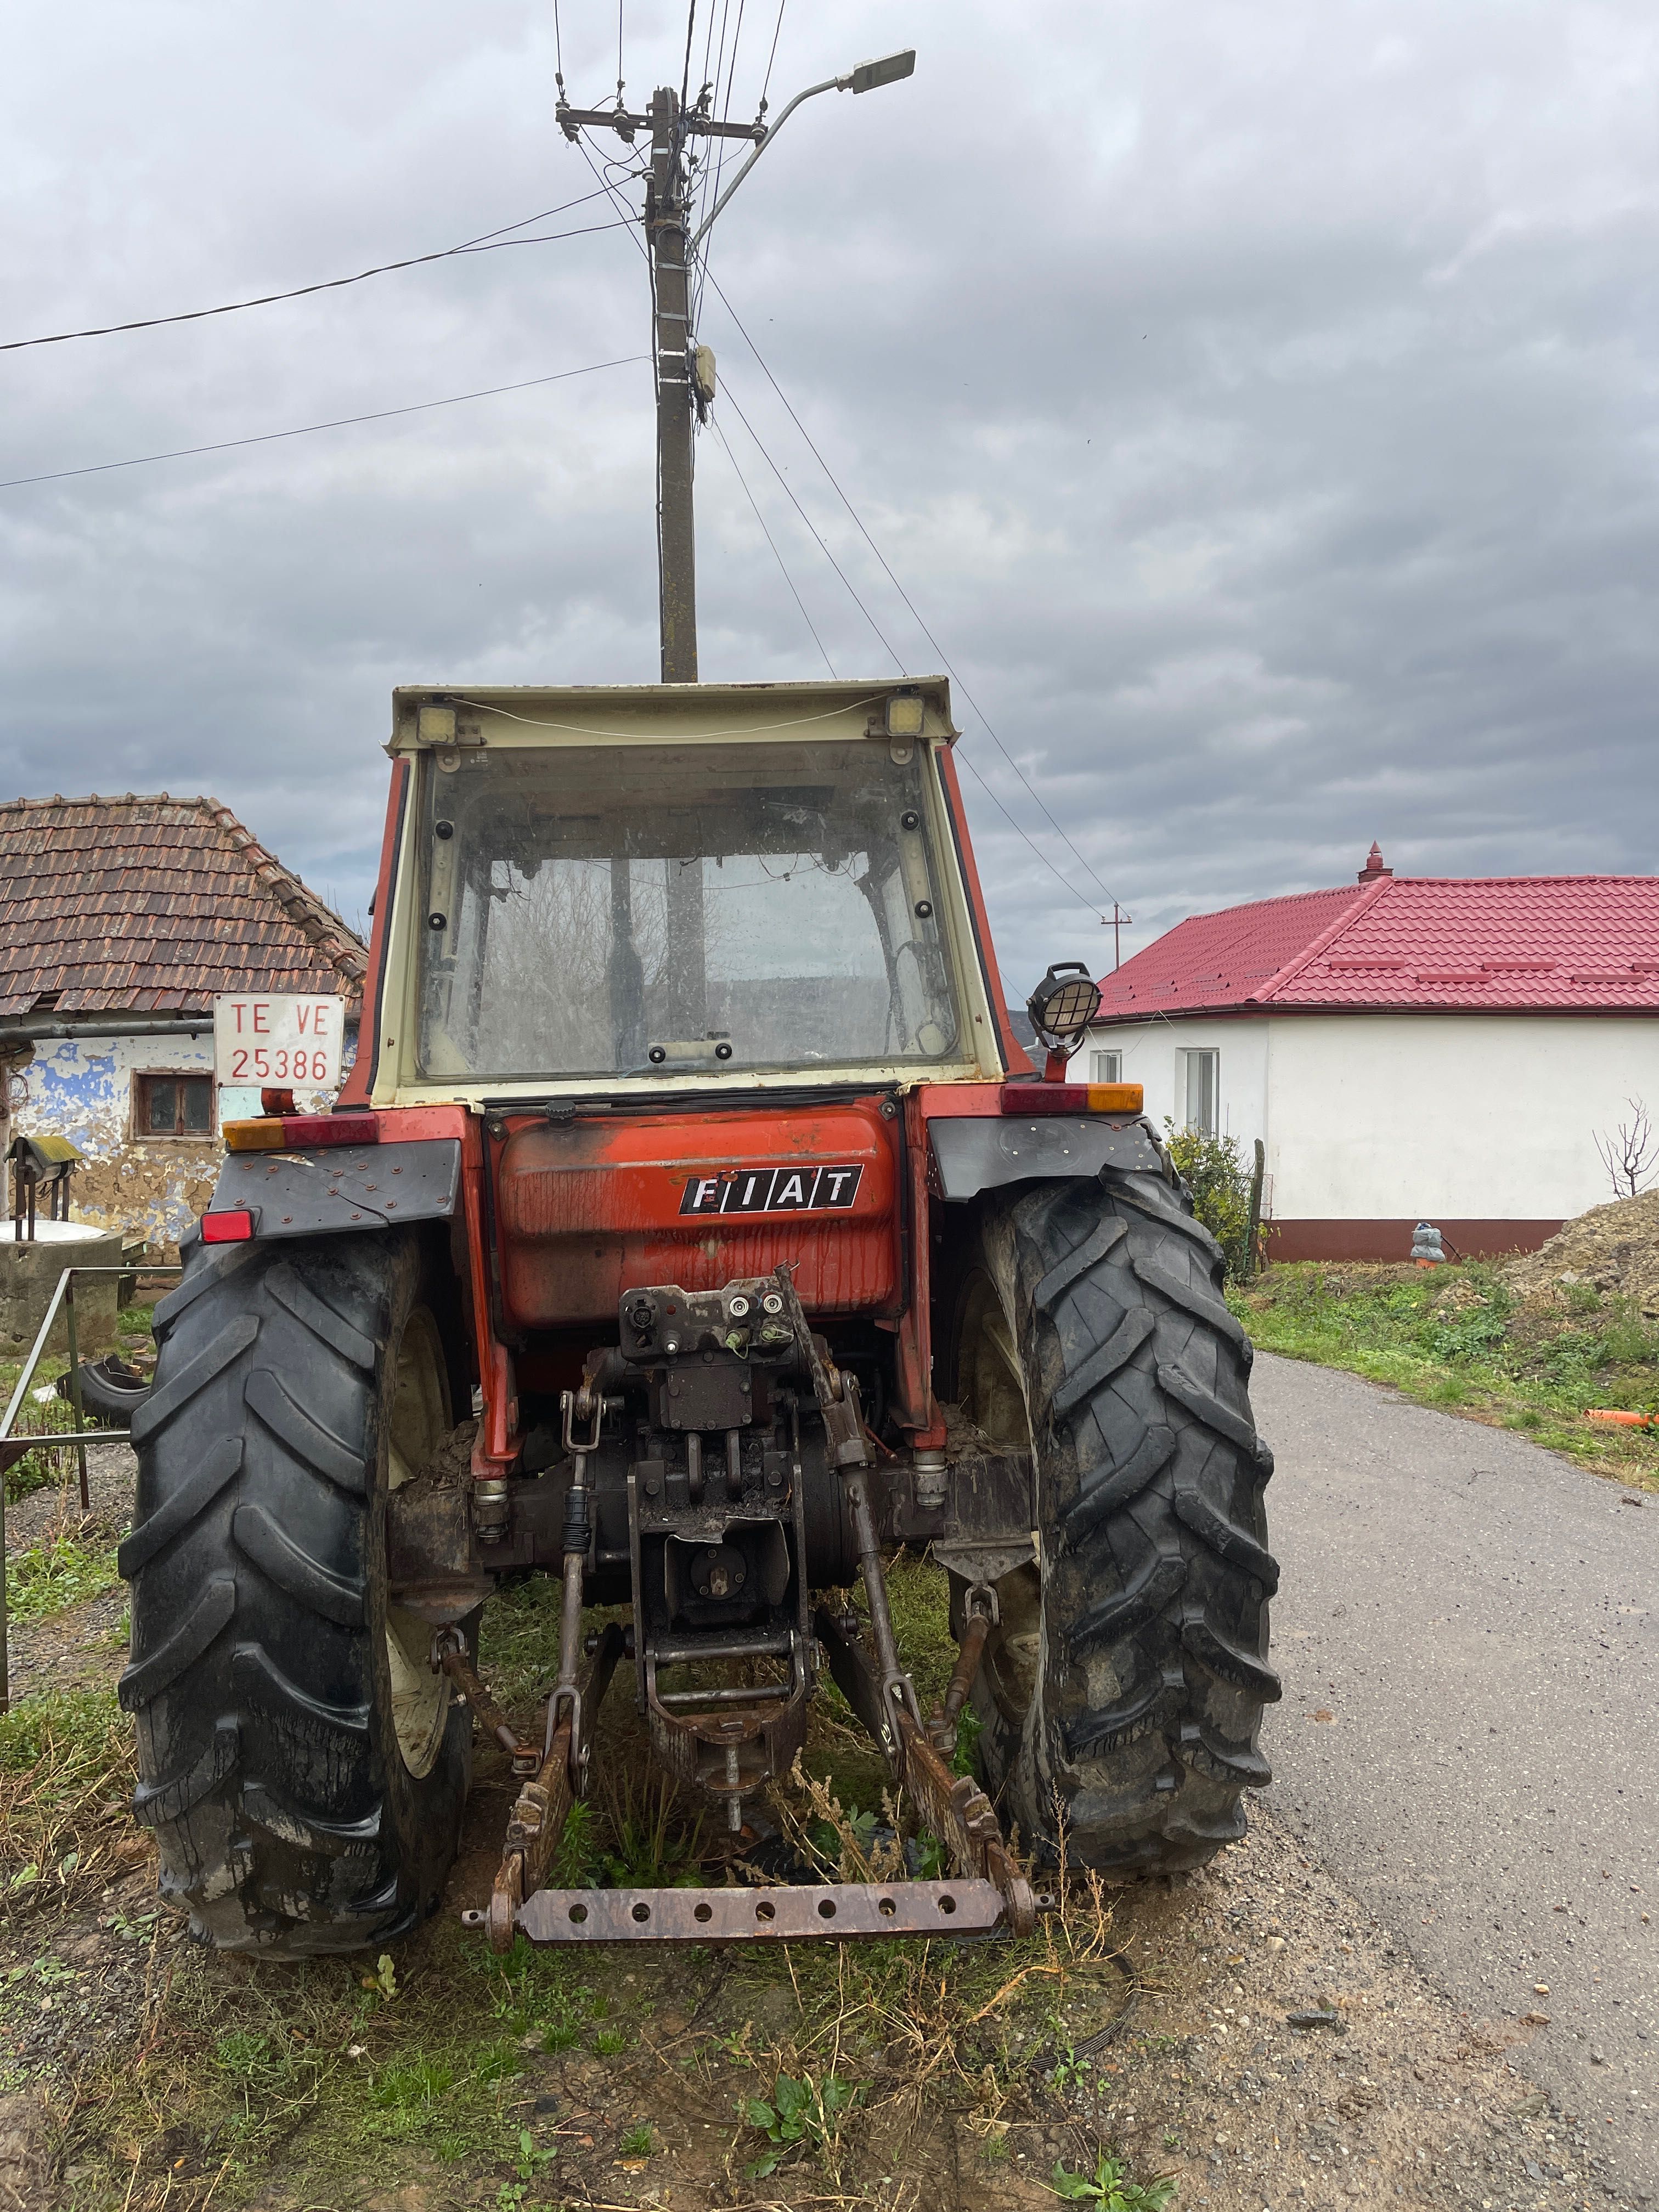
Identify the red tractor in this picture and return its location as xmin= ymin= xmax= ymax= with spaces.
xmin=119 ymin=677 xmax=1277 ymax=1955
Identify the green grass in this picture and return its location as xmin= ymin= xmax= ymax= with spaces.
xmin=0 ymin=1687 xmax=133 ymax=1910
xmin=1235 ymin=1261 xmax=1659 ymax=1487
xmin=4 ymin=1531 xmax=122 ymax=1622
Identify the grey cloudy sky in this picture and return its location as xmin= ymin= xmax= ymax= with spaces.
xmin=3 ymin=1 xmax=1655 ymax=990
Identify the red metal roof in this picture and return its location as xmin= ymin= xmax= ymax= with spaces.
xmin=1097 ymin=851 xmax=1659 ymax=1018
xmin=0 ymin=794 xmax=367 ymax=1017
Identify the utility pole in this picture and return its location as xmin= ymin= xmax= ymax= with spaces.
xmin=647 ymin=88 xmax=698 ymax=682
xmin=1106 ymin=901 xmax=1132 ymax=970
xmin=558 ymin=50 xmax=915 ymax=686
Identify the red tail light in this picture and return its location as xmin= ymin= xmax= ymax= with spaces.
xmin=224 ymin=1113 xmax=380 ymax=1153
xmin=202 ymin=1209 xmax=257 ymax=1244
xmin=999 ymin=1082 xmax=1143 ymax=1116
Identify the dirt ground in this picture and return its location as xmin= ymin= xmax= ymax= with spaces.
xmin=1 ymin=1453 xmax=1644 ymax=2212
xmin=1503 ymin=1193 xmax=1659 ymax=1315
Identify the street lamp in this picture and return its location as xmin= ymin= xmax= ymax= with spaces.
xmin=690 ymin=49 xmax=917 ymax=248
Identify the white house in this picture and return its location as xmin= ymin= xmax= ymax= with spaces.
xmin=1086 ymin=845 xmax=1659 ymax=1261
xmin=0 ymin=794 xmax=365 ymax=1250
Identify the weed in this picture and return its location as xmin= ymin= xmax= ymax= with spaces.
xmin=0 ymin=1687 xmax=133 ymax=1916
xmin=1050 ymin=2150 xmax=1178 ymax=2207
xmin=619 ymin=2121 xmax=654 ymax=2156
xmin=512 ymin=2125 xmax=556 ymax=2179
xmin=742 ymin=2070 xmax=861 ymax=2178
xmin=359 ymin=1951 xmax=399 ymax=2001
xmin=551 ymin=1796 xmax=600 ymax=1887
xmin=596 ymin=1767 xmax=703 ymax=1886
xmin=5 ymin=1531 xmax=120 ymax=1622
xmin=591 ymin=2027 xmax=628 ymax=2056
xmin=1047 ymin=2017 xmax=1094 ymax=2095
xmin=370 ymin=2056 xmax=456 ymax=2111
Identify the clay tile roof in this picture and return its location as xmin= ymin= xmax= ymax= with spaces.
xmin=1098 ymin=851 xmax=1659 ymax=1019
xmin=0 ymin=794 xmax=368 ymax=1018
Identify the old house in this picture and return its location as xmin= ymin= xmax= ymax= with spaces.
xmin=0 ymin=794 xmax=366 ymax=1250
xmin=1085 ymin=845 xmax=1659 ymax=1261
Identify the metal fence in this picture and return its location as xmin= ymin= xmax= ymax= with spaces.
xmin=0 ymin=1262 xmax=179 ymax=1712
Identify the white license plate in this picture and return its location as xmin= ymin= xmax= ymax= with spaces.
xmin=214 ymin=994 xmax=345 ymax=1090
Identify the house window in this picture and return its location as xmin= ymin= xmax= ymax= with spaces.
xmin=1181 ymin=1048 xmax=1218 ymax=1136
xmin=1091 ymin=1049 xmax=1123 ymax=1084
xmin=134 ymin=1073 xmax=215 ymax=1138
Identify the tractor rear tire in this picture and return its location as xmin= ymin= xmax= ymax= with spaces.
xmin=118 ymin=1229 xmax=472 ymax=1954
xmin=947 ymin=1163 xmax=1279 ymax=1875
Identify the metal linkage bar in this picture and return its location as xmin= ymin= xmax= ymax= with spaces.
xmin=486 ymin=1877 xmax=1009 ymax=1945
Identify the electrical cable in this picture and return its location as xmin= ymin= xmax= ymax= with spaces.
xmin=693 ymin=0 xmax=747 ymax=326
xmin=759 ymin=0 xmax=787 ymax=112
xmin=708 ymin=412 xmax=836 ymax=678
xmin=702 ymin=269 xmax=1127 ymax=921
xmin=681 ymin=0 xmax=699 ymax=108
xmin=0 ymin=356 xmax=647 ymax=493
xmin=718 ymin=373 xmax=904 ymax=672
xmin=0 ymin=193 xmax=634 ymax=356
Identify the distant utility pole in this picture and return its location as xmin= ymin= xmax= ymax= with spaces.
xmin=1106 ymin=901 xmax=1132 ymax=970
xmin=558 ymin=50 xmax=915 ymax=684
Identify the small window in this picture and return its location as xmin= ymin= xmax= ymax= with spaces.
xmin=134 ymin=1073 xmax=215 ymax=1138
xmin=1091 ymin=1049 xmax=1123 ymax=1085
xmin=1181 ymin=1048 xmax=1218 ymax=1136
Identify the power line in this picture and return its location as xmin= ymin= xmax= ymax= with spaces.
xmin=708 ymin=412 xmax=836 ymax=677
xmin=717 ymin=372 xmax=904 ymax=671
xmin=0 ymin=194 xmax=634 ymax=356
xmin=759 ymin=0 xmax=787 ymax=112
xmin=701 ymin=269 xmax=1128 ymax=923
xmin=0 ymin=356 xmax=647 ymax=493
xmin=681 ymin=0 xmax=699 ymax=107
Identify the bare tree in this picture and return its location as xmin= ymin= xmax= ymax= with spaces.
xmin=1594 ymin=1097 xmax=1659 ymax=1199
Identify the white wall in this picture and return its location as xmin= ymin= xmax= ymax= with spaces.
xmin=14 ymin=1031 xmax=338 ymax=1245
xmin=1264 ymin=1014 xmax=1659 ymax=1221
xmin=1089 ymin=1010 xmax=1659 ymax=1221
xmin=1088 ymin=1017 xmax=1270 ymax=1154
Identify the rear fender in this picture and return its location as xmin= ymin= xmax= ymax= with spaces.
xmin=924 ymin=1113 xmax=1165 ymax=1201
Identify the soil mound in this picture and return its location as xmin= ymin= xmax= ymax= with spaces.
xmin=1502 ymin=1188 xmax=1659 ymax=1313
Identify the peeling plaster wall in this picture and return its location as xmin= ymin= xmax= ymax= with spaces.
xmin=12 ymin=1030 xmax=343 ymax=1250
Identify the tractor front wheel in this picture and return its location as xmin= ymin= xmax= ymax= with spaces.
xmin=948 ymin=1164 xmax=1279 ymax=1874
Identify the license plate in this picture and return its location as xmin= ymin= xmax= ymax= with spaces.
xmin=214 ymin=993 xmax=345 ymax=1090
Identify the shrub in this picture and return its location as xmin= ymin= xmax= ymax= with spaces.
xmin=1164 ymin=1122 xmax=1254 ymax=1279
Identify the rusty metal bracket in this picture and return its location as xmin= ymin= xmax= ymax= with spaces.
xmin=815 ymin=1607 xmax=1036 ymax=1938
xmin=431 ymin=1628 xmax=540 ymax=1778
xmin=486 ymin=1620 xmax=627 ymax=1952
xmin=927 ymin=1589 xmax=995 ymax=1756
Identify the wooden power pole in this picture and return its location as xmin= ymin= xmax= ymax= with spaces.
xmin=558 ymin=52 xmax=914 ymax=685
xmin=647 ymin=88 xmax=698 ymax=682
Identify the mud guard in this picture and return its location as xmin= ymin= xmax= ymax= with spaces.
xmin=927 ymin=1114 xmax=1163 ymax=1200
xmin=200 ymin=1137 xmax=461 ymax=1240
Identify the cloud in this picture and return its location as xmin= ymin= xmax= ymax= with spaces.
xmin=1 ymin=0 xmax=1656 ymax=992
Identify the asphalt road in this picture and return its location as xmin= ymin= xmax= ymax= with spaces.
xmin=1253 ymin=1352 xmax=1658 ymax=2202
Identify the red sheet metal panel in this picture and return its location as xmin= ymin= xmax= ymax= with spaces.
xmin=494 ymin=1100 xmax=903 ymax=1328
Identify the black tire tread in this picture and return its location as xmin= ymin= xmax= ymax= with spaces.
xmin=121 ymin=1231 xmax=470 ymax=1955
xmin=962 ymin=1160 xmax=1278 ymax=1875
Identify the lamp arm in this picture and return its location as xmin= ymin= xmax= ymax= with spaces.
xmin=689 ymin=74 xmax=846 ymax=250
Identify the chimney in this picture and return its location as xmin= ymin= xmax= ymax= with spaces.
xmin=1358 ymin=841 xmax=1393 ymax=883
